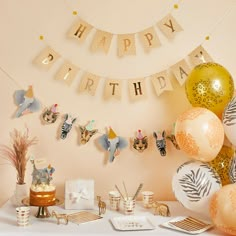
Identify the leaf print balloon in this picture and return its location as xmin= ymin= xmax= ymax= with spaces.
xmin=172 ymin=161 xmax=222 ymax=216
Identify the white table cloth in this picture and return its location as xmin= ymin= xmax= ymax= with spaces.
xmin=0 ymin=199 xmax=223 ymax=235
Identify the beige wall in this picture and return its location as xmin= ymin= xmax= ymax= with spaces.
xmin=0 ymin=0 xmax=236 ymax=206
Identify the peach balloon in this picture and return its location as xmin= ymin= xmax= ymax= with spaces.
xmin=175 ymin=107 xmax=224 ymax=162
xmin=209 ymin=184 xmax=236 ymax=235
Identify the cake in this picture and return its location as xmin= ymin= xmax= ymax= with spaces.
xmin=30 ymin=159 xmax=56 ymax=206
xmin=30 ymin=183 xmax=56 ymax=206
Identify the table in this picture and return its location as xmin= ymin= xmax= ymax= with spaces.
xmin=0 ymin=199 xmax=222 ymax=235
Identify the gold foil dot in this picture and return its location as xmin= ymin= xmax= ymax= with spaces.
xmin=174 ymin=4 xmax=179 ymax=9
xmin=205 ymin=36 xmax=210 ymax=40
xmin=39 ymin=35 xmax=44 ymax=40
xmin=73 ymin=11 xmax=78 ymax=15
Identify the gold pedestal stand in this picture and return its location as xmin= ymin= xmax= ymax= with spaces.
xmin=35 ymin=206 xmax=51 ymax=218
xmin=22 ymin=197 xmax=63 ymax=218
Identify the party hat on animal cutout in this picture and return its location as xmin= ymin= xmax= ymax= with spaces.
xmin=51 ymin=104 xmax=58 ymax=113
xmin=137 ymin=129 xmax=143 ymax=139
xmin=108 ymin=127 xmax=117 ymax=139
xmin=24 ymin=85 xmax=34 ymax=98
xmin=86 ymin=120 xmax=95 ymax=131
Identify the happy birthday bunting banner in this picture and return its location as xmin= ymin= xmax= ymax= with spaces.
xmin=67 ymin=12 xmax=183 ymax=56
xmin=138 ymin=27 xmax=161 ymax=52
xmin=33 ymin=44 xmax=212 ymax=101
xmin=103 ymin=79 xmax=122 ymax=100
xmin=188 ymin=45 xmax=213 ymax=66
xmin=171 ymin=59 xmax=191 ymax=86
xmin=90 ymin=30 xmax=113 ymax=54
xmin=78 ymin=72 xmax=100 ymax=96
xmin=117 ymin=34 xmax=136 ymax=57
xmin=68 ymin=19 xmax=93 ymax=43
xmin=128 ymin=78 xmax=147 ymax=101
xmin=54 ymin=61 xmax=79 ymax=86
xmin=157 ymin=14 xmax=183 ymax=39
xmin=33 ymin=46 xmax=60 ymax=70
xmin=151 ymin=70 xmax=173 ymax=96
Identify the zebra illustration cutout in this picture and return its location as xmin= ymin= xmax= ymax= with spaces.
xmin=223 ymin=97 xmax=236 ymax=126
xmin=153 ymin=131 xmax=166 ymax=156
xmin=60 ymin=114 xmax=76 ymax=139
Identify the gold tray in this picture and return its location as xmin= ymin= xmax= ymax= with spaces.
xmin=22 ymin=196 xmax=64 ymax=207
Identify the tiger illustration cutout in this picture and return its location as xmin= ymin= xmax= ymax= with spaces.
xmin=132 ymin=130 xmax=148 ymax=153
xmin=42 ymin=104 xmax=59 ymax=124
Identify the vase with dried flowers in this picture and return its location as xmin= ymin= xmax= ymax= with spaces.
xmin=0 ymin=128 xmax=37 ymax=206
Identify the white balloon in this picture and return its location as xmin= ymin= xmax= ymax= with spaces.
xmin=172 ymin=161 xmax=222 ymax=216
xmin=223 ymin=96 xmax=236 ymax=146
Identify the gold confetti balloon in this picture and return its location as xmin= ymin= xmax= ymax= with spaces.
xmin=209 ymin=145 xmax=234 ymax=186
xmin=209 ymin=184 xmax=236 ymax=235
xmin=185 ymin=62 xmax=234 ymax=118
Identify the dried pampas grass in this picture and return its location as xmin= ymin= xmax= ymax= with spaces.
xmin=0 ymin=128 xmax=37 ymax=184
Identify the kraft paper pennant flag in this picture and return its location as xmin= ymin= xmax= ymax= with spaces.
xmin=103 ymin=79 xmax=122 ymax=100
xmin=138 ymin=27 xmax=161 ymax=52
xmin=78 ymin=72 xmax=100 ymax=96
xmin=55 ymin=61 xmax=79 ymax=86
xmin=188 ymin=45 xmax=213 ymax=66
xmin=171 ymin=59 xmax=191 ymax=86
xmin=33 ymin=47 xmax=60 ymax=70
xmin=157 ymin=14 xmax=183 ymax=39
xmin=68 ymin=19 xmax=93 ymax=43
xmin=90 ymin=30 xmax=113 ymax=54
xmin=151 ymin=70 xmax=173 ymax=96
xmin=117 ymin=34 xmax=136 ymax=57
xmin=128 ymin=78 xmax=147 ymax=101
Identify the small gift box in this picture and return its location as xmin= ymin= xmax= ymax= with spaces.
xmin=65 ymin=179 xmax=94 ymax=210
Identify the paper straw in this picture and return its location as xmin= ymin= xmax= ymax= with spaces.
xmin=132 ymin=183 xmax=143 ymax=200
xmin=115 ymin=185 xmax=125 ymax=200
xmin=123 ymin=181 xmax=129 ymax=199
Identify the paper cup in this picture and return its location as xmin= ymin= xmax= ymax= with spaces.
xmin=123 ymin=198 xmax=135 ymax=215
xmin=16 ymin=206 xmax=30 ymax=226
xmin=142 ymin=191 xmax=154 ymax=208
xmin=109 ymin=191 xmax=121 ymax=211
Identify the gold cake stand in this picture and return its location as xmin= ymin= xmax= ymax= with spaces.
xmin=22 ymin=197 xmax=64 ymax=218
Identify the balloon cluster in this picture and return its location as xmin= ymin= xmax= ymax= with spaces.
xmin=172 ymin=62 xmax=236 ymax=235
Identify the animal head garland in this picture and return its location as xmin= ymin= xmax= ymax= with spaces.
xmin=166 ymin=123 xmax=180 ymax=150
xmin=42 ymin=104 xmax=60 ymax=124
xmin=79 ymin=120 xmax=98 ymax=144
xmin=14 ymin=85 xmax=41 ymax=118
xmin=153 ymin=131 xmax=166 ymax=156
xmin=98 ymin=127 xmax=128 ymax=162
xmin=60 ymin=114 xmax=77 ymax=140
xmin=132 ymin=129 xmax=148 ymax=153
